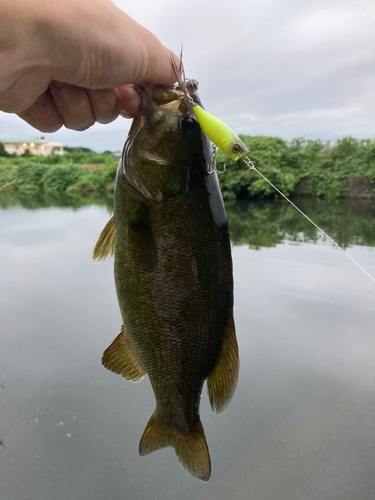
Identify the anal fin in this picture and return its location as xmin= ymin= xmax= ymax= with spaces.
xmin=91 ymin=216 xmax=116 ymax=261
xmin=102 ymin=326 xmax=146 ymax=382
xmin=207 ymin=315 xmax=239 ymax=413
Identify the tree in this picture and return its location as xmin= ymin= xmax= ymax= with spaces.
xmin=0 ymin=142 xmax=9 ymax=157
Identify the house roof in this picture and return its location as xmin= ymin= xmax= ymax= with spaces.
xmin=0 ymin=138 xmax=46 ymax=144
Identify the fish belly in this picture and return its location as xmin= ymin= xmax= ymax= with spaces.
xmin=114 ymin=179 xmax=233 ymax=428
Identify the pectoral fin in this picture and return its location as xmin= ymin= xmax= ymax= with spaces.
xmin=207 ymin=315 xmax=239 ymax=413
xmin=102 ymin=326 xmax=146 ymax=382
xmin=91 ymin=216 xmax=116 ymax=261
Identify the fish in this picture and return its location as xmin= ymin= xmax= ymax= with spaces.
xmin=92 ymin=77 xmax=239 ymax=481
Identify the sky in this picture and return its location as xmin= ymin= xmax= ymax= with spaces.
xmin=1 ymin=0 xmax=375 ymax=152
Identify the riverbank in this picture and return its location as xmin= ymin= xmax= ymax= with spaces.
xmin=294 ymin=176 xmax=375 ymax=199
xmin=1 ymin=136 xmax=374 ymax=199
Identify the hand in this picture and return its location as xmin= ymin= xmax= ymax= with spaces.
xmin=0 ymin=0 xmax=178 ymax=132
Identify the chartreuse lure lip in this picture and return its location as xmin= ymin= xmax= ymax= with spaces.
xmin=193 ymin=105 xmax=248 ymax=161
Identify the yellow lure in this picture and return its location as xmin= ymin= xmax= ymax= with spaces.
xmin=193 ymin=105 xmax=248 ymax=161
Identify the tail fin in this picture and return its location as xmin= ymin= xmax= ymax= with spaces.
xmin=139 ymin=411 xmax=211 ymax=481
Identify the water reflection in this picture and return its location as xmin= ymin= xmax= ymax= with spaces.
xmin=0 ymin=190 xmax=114 ymax=213
xmin=226 ymin=197 xmax=375 ymax=248
xmin=1 ymin=191 xmax=374 ymax=248
xmin=1 ymin=193 xmax=375 ymax=500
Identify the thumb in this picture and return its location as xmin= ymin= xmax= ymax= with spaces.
xmin=132 ymin=26 xmax=180 ymax=86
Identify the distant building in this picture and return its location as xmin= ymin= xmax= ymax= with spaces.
xmin=1 ymin=137 xmax=64 ymax=156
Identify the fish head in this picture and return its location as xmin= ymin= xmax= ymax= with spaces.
xmin=121 ymin=81 xmax=209 ymax=201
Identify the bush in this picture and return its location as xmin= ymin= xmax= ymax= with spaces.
xmin=0 ymin=142 xmax=10 ymax=157
xmin=218 ymin=135 xmax=301 ymax=199
xmin=0 ymin=165 xmax=18 ymax=187
xmin=42 ymin=165 xmax=84 ymax=192
xmin=1 ymin=140 xmax=375 ymax=199
xmin=67 ymin=162 xmax=117 ymax=193
xmin=17 ymin=162 xmax=50 ymax=188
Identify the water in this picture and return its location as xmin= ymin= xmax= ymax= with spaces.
xmin=1 ymin=193 xmax=374 ymax=500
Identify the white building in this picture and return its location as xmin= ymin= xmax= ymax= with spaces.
xmin=1 ymin=137 xmax=64 ymax=156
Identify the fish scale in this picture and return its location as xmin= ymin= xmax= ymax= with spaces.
xmin=92 ymin=81 xmax=239 ymax=481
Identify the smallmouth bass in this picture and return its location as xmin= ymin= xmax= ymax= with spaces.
xmin=92 ymin=80 xmax=239 ymax=481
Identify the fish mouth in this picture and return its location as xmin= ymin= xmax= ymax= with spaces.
xmin=123 ymin=80 xmax=201 ymax=165
xmin=135 ymin=80 xmax=199 ymax=116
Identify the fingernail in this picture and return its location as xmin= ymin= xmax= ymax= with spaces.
xmin=119 ymin=110 xmax=132 ymax=119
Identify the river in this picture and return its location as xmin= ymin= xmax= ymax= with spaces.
xmin=1 ymin=193 xmax=374 ymax=500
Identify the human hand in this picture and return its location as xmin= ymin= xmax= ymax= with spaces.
xmin=0 ymin=0 xmax=178 ymax=132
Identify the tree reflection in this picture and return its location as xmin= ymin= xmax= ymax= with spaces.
xmin=1 ymin=192 xmax=374 ymax=249
xmin=0 ymin=191 xmax=113 ymax=213
xmin=226 ymin=198 xmax=375 ymax=249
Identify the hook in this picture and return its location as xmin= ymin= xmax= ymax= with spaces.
xmin=208 ymin=143 xmax=217 ymax=174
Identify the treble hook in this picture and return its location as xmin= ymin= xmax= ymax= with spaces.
xmin=208 ymin=144 xmax=226 ymax=174
xmin=208 ymin=144 xmax=216 ymax=174
xmin=216 ymin=163 xmax=226 ymax=174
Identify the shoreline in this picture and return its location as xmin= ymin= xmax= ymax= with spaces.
xmin=1 ymin=174 xmax=375 ymax=199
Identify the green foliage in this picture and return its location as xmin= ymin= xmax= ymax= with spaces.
xmin=304 ymin=137 xmax=375 ymax=197
xmin=17 ymin=163 xmax=50 ymax=188
xmin=0 ymin=165 xmax=18 ymax=187
xmin=1 ymin=139 xmax=375 ymax=199
xmin=64 ymin=146 xmax=94 ymax=153
xmin=218 ymin=136 xmax=375 ymax=199
xmin=67 ymin=162 xmax=117 ymax=193
xmin=0 ymin=142 xmax=9 ymax=157
xmin=0 ymin=151 xmax=119 ymax=193
xmin=42 ymin=165 xmax=84 ymax=192
xmin=217 ymin=135 xmax=320 ymax=199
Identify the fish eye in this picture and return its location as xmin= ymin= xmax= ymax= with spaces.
xmin=181 ymin=117 xmax=199 ymax=135
xmin=232 ymin=144 xmax=241 ymax=154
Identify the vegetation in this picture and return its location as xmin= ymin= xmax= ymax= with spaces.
xmin=1 ymin=136 xmax=375 ymax=199
xmin=216 ymin=136 xmax=375 ymax=199
xmin=0 ymin=141 xmax=10 ymax=157
xmin=63 ymin=146 xmax=95 ymax=153
xmin=0 ymin=151 xmax=118 ymax=194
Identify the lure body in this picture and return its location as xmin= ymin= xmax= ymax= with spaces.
xmin=193 ymin=105 xmax=248 ymax=161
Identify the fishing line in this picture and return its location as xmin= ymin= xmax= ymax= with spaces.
xmin=182 ymin=80 xmax=374 ymax=283
xmin=241 ymin=155 xmax=375 ymax=283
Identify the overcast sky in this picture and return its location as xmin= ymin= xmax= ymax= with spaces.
xmin=1 ymin=0 xmax=375 ymax=152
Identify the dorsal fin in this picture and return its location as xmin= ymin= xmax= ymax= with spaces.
xmin=91 ymin=216 xmax=116 ymax=261
xmin=102 ymin=325 xmax=146 ymax=382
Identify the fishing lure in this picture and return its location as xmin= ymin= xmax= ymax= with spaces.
xmin=193 ymin=106 xmax=248 ymax=161
xmin=171 ymin=54 xmax=248 ymax=161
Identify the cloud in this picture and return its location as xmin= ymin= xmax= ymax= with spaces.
xmin=1 ymin=0 xmax=374 ymax=150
